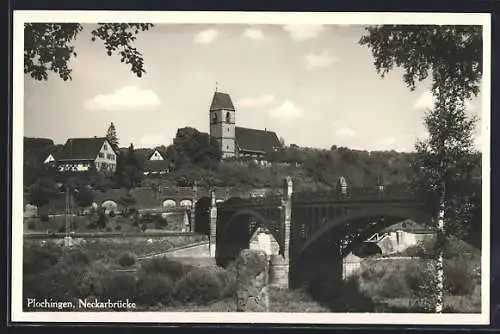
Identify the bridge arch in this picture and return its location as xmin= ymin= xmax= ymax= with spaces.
xmin=296 ymin=206 xmax=433 ymax=260
xmin=216 ymin=208 xmax=278 ymax=267
xmin=163 ymin=199 xmax=177 ymax=208
xmin=290 ymin=206 xmax=433 ymax=290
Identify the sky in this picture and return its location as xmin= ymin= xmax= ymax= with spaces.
xmin=24 ymin=23 xmax=483 ymax=152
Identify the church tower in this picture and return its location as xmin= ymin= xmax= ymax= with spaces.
xmin=209 ymin=91 xmax=236 ymax=159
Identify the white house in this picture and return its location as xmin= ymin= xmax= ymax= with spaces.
xmin=56 ymin=137 xmax=118 ymax=173
xmin=143 ymin=149 xmax=171 ymax=176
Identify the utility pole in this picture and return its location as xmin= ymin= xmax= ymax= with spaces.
xmin=64 ymin=185 xmax=73 ymax=247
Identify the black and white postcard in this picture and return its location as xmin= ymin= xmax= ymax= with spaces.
xmin=11 ymin=11 xmax=491 ymax=325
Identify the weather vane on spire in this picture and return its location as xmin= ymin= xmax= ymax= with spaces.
xmin=215 ymin=81 xmax=219 ymax=92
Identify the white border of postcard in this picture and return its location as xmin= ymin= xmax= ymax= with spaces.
xmin=11 ymin=10 xmax=491 ymax=325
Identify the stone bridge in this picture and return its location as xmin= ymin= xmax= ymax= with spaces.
xmin=199 ymin=177 xmax=436 ymax=289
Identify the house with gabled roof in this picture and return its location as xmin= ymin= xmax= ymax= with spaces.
xmin=143 ymin=149 xmax=172 ymax=176
xmin=56 ymin=137 xmax=118 ymax=173
xmin=209 ymin=91 xmax=282 ymax=161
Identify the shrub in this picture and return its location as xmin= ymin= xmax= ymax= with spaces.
xmin=109 ymin=211 xmax=116 ymax=218
xmin=100 ymin=272 xmax=138 ymax=300
xmin=63 ymin=248 xmax=92 ymax=267
xmin=140 ymin=257 xmax=194 ymax=281
xmin=136 ymin=274 xmax=176 ymax=306
xmin=87 ymin=221 xmax=98 ymax=229
xmin=153 ymin=215 xmax=168 ymax=229
xmin=40 ymin=214 xmax=50 ymax=222
xmin=400 ymin=245 xmax=425 ymax=258
xmin=175 ymin=269 xmax=223 ymax=305
xmin=58 ymin=225 xmax=66 ymax=233
xmin=444 ymin=260 xmax=476 ymax=295
xmin=374 ymin=270 xmax=411 ymax=299
xmin=97 ymin=211 xmax=107 ymax=229
xmin=27 ymin=221 xmax=36 ymax=230
xmin=118 ymin=252 xmax=136 ymax=268
xmin=23 ymin=242 xmax=62 ymax=275
xmin=115 ymin=224 xmax=122 ymax=231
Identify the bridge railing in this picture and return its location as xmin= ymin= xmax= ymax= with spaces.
xmin=218 ymin=194 xmax=283 ymax=209
xmin=292 ymin=184 xmax=423 ymax=202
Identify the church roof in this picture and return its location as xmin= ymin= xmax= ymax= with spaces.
xmin=235 ymin=127 xmax=281 ymax=154
xmin=210 ymin=92 xmax=235 ymax=111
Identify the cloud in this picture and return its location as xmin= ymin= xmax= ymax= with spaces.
xmin=238 ymin=95 xmax=275 ymax=108
xmin=283 ymin=25 xmax=325 ymax=41
xmin=305 ymin=51 xmax=338 ymax=70
xmin=336 ymin=127 xmax=356 ymax=138
xmin=377 ymin=136 xmax=397 ymax=147
xmin=243 ymin=28 xmax=264 ymax=40
xmin=268 ymin=101 xmax=302 ymax=119
xmin=139 ymin=134 xmax=166 ymax=148
xmin=84 ymin=86 xmax=161 ymax=112
xmin=413 ymin=90 xmax=476 ymax=111
xmin=194 ymin=29 xmax=218 ymax=44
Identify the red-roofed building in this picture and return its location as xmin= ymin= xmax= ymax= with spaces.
xmin=209 ymin=91 xmax=282 ymax=161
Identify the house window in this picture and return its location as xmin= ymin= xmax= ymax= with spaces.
xmin=104 ymin=144 xmax=107 ymax=150
xmin=98 ymin=153 xmax=104 ymax=158
xmin=226 ymin=112 xmax=231 ymax=123
xmin=107 ymin=154 xmax=114 ymax=160
xmin=212 ymin=113 xmax=218 ymax=123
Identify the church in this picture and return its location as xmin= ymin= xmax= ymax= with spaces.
xmin=209 ymin=91 xmax=282 ymax=161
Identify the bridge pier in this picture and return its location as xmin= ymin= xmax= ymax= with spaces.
xmin=269 ymin=176 xmax=293 ymax=289
xmin=190 ymin=183 xmax=197 ymax=232
xmin=209 ymin=191 xmax=217 ymax=258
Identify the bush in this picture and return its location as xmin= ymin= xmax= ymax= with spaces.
xmin=87 ymin=222 xmax=98 ymax=229
xmin=444 ymin=260 xmax=476 ymax=295
xmin=23 ymin=242 xmax=62 ymax=275
xmin=97 ymin=211 xmax=107 ymax=229
xmin=153 ymin=215 xmax=168 ymax=229
xmin=27 ymin=221 xmax=36 ymax=230
xmin=100 ymin=272 xmax=138 ymax=300
xmin=175 ymin=269 xmax=223 ymax=305
xmin=58 ymin=225 xmax=66 ymax=233
xmin=374 ymin=270 xmax=411 ymax=299
xmin=136 ymin=274 xmax=176 ymax=306
xmin=140 ymin=257 xmax=194 ymax=281
xmin=63 ymin=248 xmax=92 ymax=267
xmin=40 ymin=214 xmax=50 ymax=222
xmin=118 ymin=253 xmax=136 ymax=268
xmin=115 ymin=224 xmax=122 ymax=231
xmin=109 ymin=211 xmax=116 ymax=218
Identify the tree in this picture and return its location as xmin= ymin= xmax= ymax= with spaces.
xmin=115 ymin=144 xmax=143 ymax=189
xmin=106 ymin=122 xmax=119 ymax=151
xmin=24 ymin=23 xmax=154 ymax=81
xmin=168 ymin=127 xmax=222 ymax=170
xmin=28 ymin=177 xmax=61 ymax=215
xmin=360 ymin=25 xmax=482 ymax=313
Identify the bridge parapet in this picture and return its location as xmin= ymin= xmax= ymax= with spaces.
xmin=218 ymin=195 xmax=283 ymax=210
xmin=292 ymin=184 xmax=423 ymax=203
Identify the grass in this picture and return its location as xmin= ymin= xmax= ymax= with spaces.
xmin=24 ymin=234 xmax=207 ymax=260
xmin=24 ymin=212 xmax=186 ymax=234
xmin=353 ymin=256 xmax=481 ymax=313
xmin=155 ymin=287 xmax=330 ymax=312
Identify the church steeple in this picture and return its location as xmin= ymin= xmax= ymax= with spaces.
xmin=209 ymin=90 xmax=236 ymax=159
